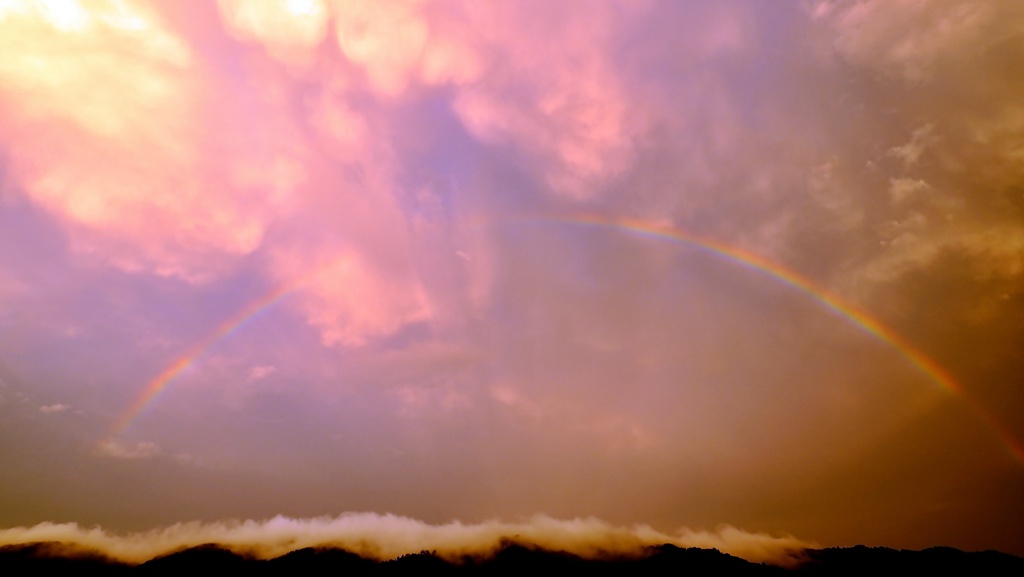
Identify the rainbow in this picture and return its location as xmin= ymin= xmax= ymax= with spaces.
xmin=107 ymin=257 xmax=357 ymax=438
xmin=107 ymin=282 xmax=300 ymax=438
xmin=106 ymin=215 xmax=1023 ymax=464
xmin=523 ymin=213 xmax=1024 ymax=464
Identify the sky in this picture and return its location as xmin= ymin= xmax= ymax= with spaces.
xmin=1 ymin=0 xmax=1023 ymax=562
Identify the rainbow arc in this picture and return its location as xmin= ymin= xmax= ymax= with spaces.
xmin=106 ymin=214 xmax=1024 ymax=464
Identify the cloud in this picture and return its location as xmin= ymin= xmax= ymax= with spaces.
xmin=814 ymin=0 xmax=1012 ymax=82
xmin=0 ymin=514 xmax=813 ymax=566
xmin=94 ymin=439 xmax=161 ymax=460
xmin=445 ymin=3 xmax=645 ymax=199
xmin=0 ymin=0 xmax=437 ymax=345
xmin=331 ymin=0 xmax=431 ymax=97
xmin=0 ymin=0 xmax=271 ymax=281
xmin=270 ymin=249 xmax=432 ymax=348
xmin=246 ymin=365 xmax=277 ymax=381
xmin=888 ymin=124 xmax=938 ymax=168
xmin=888 ymin=178 xmax=930 ymax=205
xmin=222 ymin=0 xmax=647 ymax=198
xmin=217 ymin=0 xmax=329 ymax=69
xmin=38 ymin=403 xmax=70 ymax=414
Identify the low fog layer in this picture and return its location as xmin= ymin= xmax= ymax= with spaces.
xmin=0 ymin=514 xmax=812 ymax=566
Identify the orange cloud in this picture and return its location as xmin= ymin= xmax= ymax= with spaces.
xmin=815 ymin=0 xmax=1009 ymax=82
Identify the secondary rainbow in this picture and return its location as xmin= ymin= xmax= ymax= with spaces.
xmin=530 ymin=213 xmax=1024 ymax=464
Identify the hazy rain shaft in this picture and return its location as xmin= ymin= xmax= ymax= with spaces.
xmin=1 ymin=0 xmax=1023 ymax=560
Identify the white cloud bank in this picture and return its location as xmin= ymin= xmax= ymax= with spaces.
xmin=0 ymin=513 xmax=813 ymax=566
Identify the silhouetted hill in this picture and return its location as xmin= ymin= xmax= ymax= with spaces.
xmin=0 ymin=542 xmax=129 ymax=575
xmin=798 ymin=545 xmax=1024 ymax=576
xmin=267 ymin=546 xmax=375 ymax=575
xmin=638 ymin=544 xmax=785 ymax=576
xmin=1 ymin=541 xmax=1022 ymax=576
xmin=135 ymin=544 xmax=255 ymax=576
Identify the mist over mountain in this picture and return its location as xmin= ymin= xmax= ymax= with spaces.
xmin=3 ymin=541 xmax=1022 ymax=576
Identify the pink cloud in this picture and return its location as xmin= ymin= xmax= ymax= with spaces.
xmin=217 ymin=0 xmax=329 ymax=69
xmin=0 ymin=0 xmax=278 ymax=280
xmin=445 ymin=2 xmax=643 ymax=199
xmin=273 ymin=250 xmax=431 ymax=348
xmin=0 ymin=1 xmax=763 ymax=348
xmin=0 ymin=0 xmax=436 ymax=345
